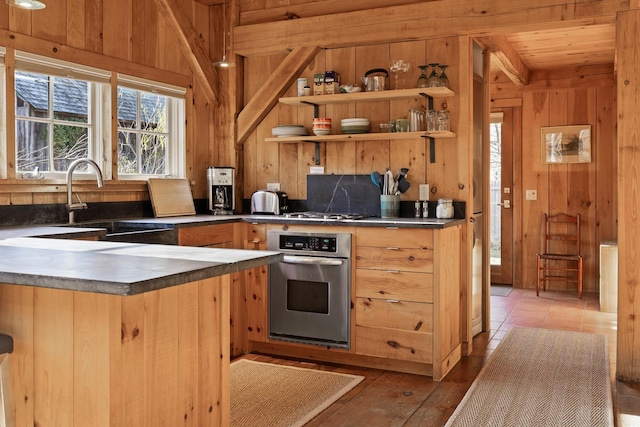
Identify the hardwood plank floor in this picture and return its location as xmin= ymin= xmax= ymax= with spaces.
xmin=237 ymin=289 xmax=637 ymax=426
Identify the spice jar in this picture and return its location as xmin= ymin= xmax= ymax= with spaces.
xmin=436 ymin=198 xmax=454 ymax=219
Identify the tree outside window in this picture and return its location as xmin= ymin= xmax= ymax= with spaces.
xmin=117 ymin=87 xmax=168 ymax=176
xmin=15 ymin=71 xmax=91 ymax=172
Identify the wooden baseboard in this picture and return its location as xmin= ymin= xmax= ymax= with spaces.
xmin=248 ymin=340 xmax=436 ymax=378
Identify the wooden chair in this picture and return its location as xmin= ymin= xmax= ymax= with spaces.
xmin=0 ymin=334 xmax=13 ymax=427
xmin=536 ymin=213 xmax=583 ymax=299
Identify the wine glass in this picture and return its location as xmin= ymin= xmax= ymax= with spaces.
xmin=416 ymin=65 xmax=428 ymax=88
xmin=390 ymin=59 xmax=411 ymax=90
xmin=427 ymin=63 xmax=442 ymax=87
xmin=438 ymin=64 xmax=450 ymax=89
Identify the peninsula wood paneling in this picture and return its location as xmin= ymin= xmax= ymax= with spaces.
xmin=492 ymin=69 xmax=617 ymax=295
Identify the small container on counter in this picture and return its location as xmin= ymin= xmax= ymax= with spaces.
xmin=414 ymin=200 xmax=422 ymax=217
xmin=436 ymin=198 xmax=454 ymax=219
xmin=422 ymin=201 xmax=429 ymax=218
xmin=297 ymin=78 xmax=308 ymax=97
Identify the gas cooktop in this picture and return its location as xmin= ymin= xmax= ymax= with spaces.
xmin=282 ymin=211 xmax=372 ymax=220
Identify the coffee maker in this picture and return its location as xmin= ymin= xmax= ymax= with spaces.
xmin=207 ymin=167 xmax=235 ymax=214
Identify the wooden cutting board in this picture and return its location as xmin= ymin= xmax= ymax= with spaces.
xmin=147 ymin=178 xmax=196 ymax=217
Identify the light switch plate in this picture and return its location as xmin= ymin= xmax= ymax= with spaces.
xmin=310 ymin=166 xmax=325 ymax=174
xmin=526 ymin=189 xmax=537 ymax=200
xmin=266 ymin=182 xmax=280 ymax=191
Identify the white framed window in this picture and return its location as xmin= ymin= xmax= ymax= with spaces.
xmin=0 ymin=47 xmax=6 ymax=179
xmin=116 ymin=74 xmax=186 ymax=179
xmin=9 ymin=51 xmax=187 ymax=181
xmin=14 ymin=51 xmax=111 ymax=179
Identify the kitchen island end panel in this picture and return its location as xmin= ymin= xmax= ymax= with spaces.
xmin=0 ymin=276 xmax=231 ymax=427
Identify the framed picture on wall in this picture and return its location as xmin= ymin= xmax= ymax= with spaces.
xmin=541 ymin=125 xmax=592 ymax=164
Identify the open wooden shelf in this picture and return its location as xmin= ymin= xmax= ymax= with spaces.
xmin=278 ymin=87 xmax=454 ymax=106
xmin=265 ymin=130 xmax=455 ymax=143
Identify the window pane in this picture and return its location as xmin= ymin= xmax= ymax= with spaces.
xmin=16 ymin=120 xmax=49 ymax=171
xmin=140 ymin=93 xmax=167 ymax=132
xmin=53 ymin=125 xmax=89 ymax=171
xmin=117 ymin=87 xmax=137 ymax=129
xmin=118 ymin=131 xmax=137 ymax=174
xmin=53 ymin=77 xmax=88 ymax=123
xmin=140 ymin=134 xmax=166 ymax=175
xmin=15 ymin=71 xmax=49 ymax=118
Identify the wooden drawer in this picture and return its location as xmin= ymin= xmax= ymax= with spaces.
xmin=356 ymin=227 xmax=433 ymax=249
xmin=178 ymin=223 xmax=234 ymax=247
xmin=355 ymin=246 xmax=433 ymax=273
xmin=356 ymin=298 xmax=433 ymax=332
xmin=355 ymin=269 xmax=433 ymax=302
xmin=355 ymin=325 xmax=433 ymax=363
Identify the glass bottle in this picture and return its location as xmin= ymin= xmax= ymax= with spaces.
xmin=438 ymin=64 xmax=450 ymax=89
xmin=416 ymin=65 xmax=428 ymax=88
xmin=436 ymin=198 xmax=454 ymax=219
xmin=427 ymin=63 xmax=442 ymax=87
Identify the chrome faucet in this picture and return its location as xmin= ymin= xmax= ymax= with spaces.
xmin=66 ymin=158 xmax=104 ymax=224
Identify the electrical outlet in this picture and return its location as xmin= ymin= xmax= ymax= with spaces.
xmin=266 ymin=182 xmax=280 ymax=191
xmin=526 ymin=190 xmax=537 ymax=200
xmin=419 ymin=184 xmax=430 ymax=200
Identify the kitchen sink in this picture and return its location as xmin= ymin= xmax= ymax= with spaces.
xmin=67 ymin=220 xmax=178 ymax=245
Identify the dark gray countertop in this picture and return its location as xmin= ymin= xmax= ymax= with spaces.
xmin=0 ymin=237 xmax=282 ymax=296
xmin=92 ymin=214 xmax=466 ymax=229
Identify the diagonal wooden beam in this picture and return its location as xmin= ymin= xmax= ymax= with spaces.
xmin=153 ymin=0 xmax=218 ymax=103
xmin=236 ymin=45 xmax=321 ymax=147
xmin=476 ymin=36 xmax=530 ymax=86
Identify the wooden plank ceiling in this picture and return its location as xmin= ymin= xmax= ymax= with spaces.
xmin=231 ymin=1 xmax=620 ymax=87
xmin=477 ymin=24 xmax=615 ymax=85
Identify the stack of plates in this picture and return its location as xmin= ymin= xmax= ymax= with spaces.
xmin=340 ymin=118 xmax=370 ymax=134
xmin=272 ymin=125 xmax=308 ymax=137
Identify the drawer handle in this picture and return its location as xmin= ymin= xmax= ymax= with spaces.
xmin=386 ymin=247 xmax=400 ymax=250
xmin=386 ymin=299 xmax=399 ymax=303
xmin=386 ymin=270 xmax=400 ymax=274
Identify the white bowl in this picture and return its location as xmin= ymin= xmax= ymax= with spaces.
xmin=313 ymin=129 xmax=331 ymax=136
xmin=272 ymin=126 xmax=307 ymax=136
xmin=341 ymin=118 xmax=370 ymax=125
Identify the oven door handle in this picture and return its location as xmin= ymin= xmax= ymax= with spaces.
xmin=281 ymin=255 xmax=345 ymax=266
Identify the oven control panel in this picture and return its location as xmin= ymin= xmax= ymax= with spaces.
xmin=279 ymin=235 xmax=337 ymax=253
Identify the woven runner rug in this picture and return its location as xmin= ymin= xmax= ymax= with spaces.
xmin=445 ymin=327 xmax=614 ymax=427
xmin=230 ymin=359 xmax=364 ymax=427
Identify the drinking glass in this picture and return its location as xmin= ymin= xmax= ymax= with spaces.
xmin=427 ymin=63 xmax=443 ymax=88
xmin=390 ymin=59 xmax=411 ymax=89
xmin=426 ymin=110 xmax=437 ymax=131
xmin=416 ymin=65 xmax=428 ymax=88
xmin=437 ymin=110 xmax=450 ymax=131
xmin=438 ymin=64 xmax=450 ymax=89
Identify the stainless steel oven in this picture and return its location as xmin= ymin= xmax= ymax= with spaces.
xmin=268 ymin=230 xmax=351 ymax=349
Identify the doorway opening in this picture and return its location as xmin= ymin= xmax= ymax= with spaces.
xmin=490 ymin=109 xmax=514 ymax=287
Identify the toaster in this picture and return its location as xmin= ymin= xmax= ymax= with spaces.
xmin=250 ymin=190 xmax=289 ymax=215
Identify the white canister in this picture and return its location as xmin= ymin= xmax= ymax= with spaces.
xmin=297 ymin=78 xmax=308 ymax=96
xmin=436 ymin=198 xmax=454 ymax=219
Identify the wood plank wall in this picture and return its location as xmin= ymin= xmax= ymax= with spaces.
xmin=490 ymin=65 xmax=617 ymax=294
xmin=0 ymin=0 xmax=221 ymax=204
xmin=242 ymin=38 xmax=470 ymax=206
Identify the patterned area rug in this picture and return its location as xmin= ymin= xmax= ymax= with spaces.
xmin=445 ymin=327 xmax=613 ymax=426
xmin=490 ymin=285 xmax=513 ymax=297
xmin=231 ymin=359 xmax=364 ymax=427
